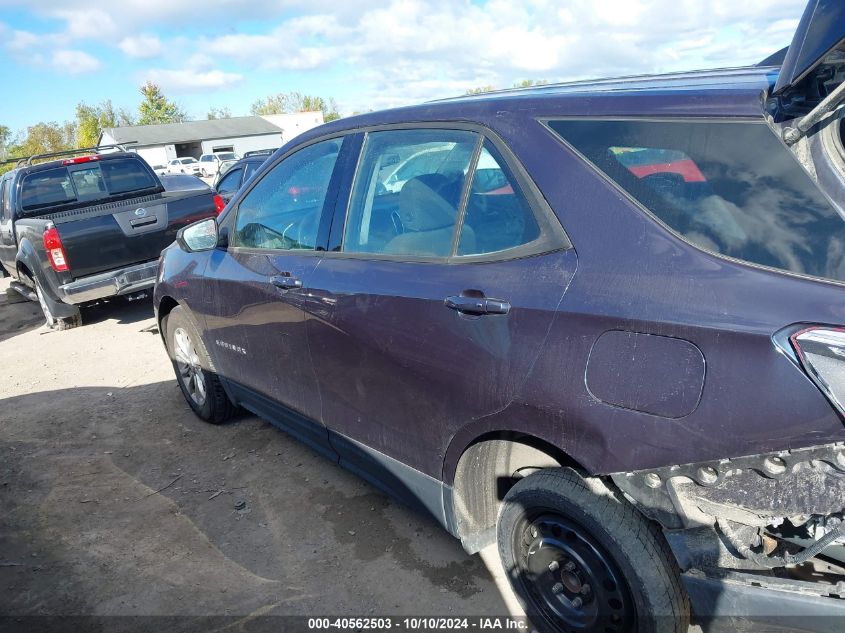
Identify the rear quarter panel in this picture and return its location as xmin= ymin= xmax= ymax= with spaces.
xmin=444 ymin=109 xmax=845 ymax=480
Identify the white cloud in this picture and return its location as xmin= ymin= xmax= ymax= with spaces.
xmin=51 ymin=49 xmax=101 ymax=74
xmin=48 ymin=9 xmax=117 ymax=38
xmin=144 ymin=68 xmax=244 ymax=91
xmin=192 ymin=0 xmax=806 ymax=97
xmin=0 ymin=0 xmax=812 ymax=109
xmin=119 ymin=34 xmax=163 ymax=59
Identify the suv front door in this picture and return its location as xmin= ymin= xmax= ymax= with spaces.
xmin=202 ymin=137 xmax=347 ymax=452
xmin=306 ymin=128 xmax=576 ymax=486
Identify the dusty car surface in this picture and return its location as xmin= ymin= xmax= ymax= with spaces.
xmin=154 ymin=2 xmax=845 ymax=631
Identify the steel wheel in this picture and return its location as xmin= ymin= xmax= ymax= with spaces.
xmin=512 ymin=510 xmax=636 ymax=633
xmin=173 ymin=327 xmax=207 ymax=406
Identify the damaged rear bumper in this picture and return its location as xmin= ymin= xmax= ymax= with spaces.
xmin=612 ymin=442 xmax=845 ymax=625
xmin=684 ymin=570 xmax=845 ymax=633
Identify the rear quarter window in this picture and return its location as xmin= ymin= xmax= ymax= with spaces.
xmin=548 ymin=119 xmax=845 ymax=282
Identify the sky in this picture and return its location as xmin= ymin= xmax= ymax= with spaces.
xmin=0 ymin=0 xmax=809 ymax=134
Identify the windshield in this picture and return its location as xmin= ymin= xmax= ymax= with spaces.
xmin=549 ymin=119 xmax=845 ymax=282
xmin=20 ymin=158 xmax=158 ymax=213
xmin=216 ymin=152 xmax=236 ymax=160
xmin=181 ymin=158 xmax=198 ymax=164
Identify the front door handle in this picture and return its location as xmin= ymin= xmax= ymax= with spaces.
xmin=445 ymin=295 xmax=510 ymax=315
xmin=272 ymin=275 xmax=303 ymax=290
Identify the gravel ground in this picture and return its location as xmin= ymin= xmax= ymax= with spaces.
xmin=0 ymin=277 xmax=522 ymax=631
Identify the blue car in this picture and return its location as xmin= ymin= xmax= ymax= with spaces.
xmin=155 ymin=3 xmax=845 ymax=631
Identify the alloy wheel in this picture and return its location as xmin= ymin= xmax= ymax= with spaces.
xmin=173 ymin=327 xmax=207 ymax=406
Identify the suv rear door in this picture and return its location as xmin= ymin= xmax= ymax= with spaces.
xmin=306 ymin=127 xmax=575 ymax=484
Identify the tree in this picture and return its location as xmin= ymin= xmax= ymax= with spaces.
xmin=17 ymin=121 xmax=75 ymax=158
xmin=207 ymin=106 xmax=232 ymax=120
xmin=513 ymin=79 xmax=549 ymax=89
xmin=0 ymin=125 xmax=10 ymax=160
xmin=137 ymin=81 xmax=187 ymax=126
xmin=250 ymin=91 xmax=340 ymax=122
xmin=465 ymin=85 xmax=497 ymax=95
xmin=76 ymin=100 xmax=135 ymax=147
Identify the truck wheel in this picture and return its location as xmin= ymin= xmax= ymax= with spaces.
xmin=497 ymin=469 xmax=689 ymax=633
xmin=34 ymin=278 xmax=81 ymax=330
xmin=163 ymin=306 xmax=235 ymax=424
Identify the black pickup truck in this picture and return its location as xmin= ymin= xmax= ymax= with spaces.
xmin=0 ymin=148 xmax=224 ymax=329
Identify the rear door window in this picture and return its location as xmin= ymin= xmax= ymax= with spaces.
xmin=548 ymin=119 xmax=845 ymax=281
xmin=342 ymin=129 xmax=478 ymax=257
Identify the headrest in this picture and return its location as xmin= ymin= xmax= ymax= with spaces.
xmin=398 ymin=175 xmax=456 ymax=232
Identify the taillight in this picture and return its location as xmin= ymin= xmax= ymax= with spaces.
xmin=212 ymin=194 xmax=226 ymax=215
xmin=790 ymin=327 xmax=845 ymax=415
xmin=43 ymin=226 xmax=69 ymax=272
xmin=62 ymin=155 xmax=100 ymax=165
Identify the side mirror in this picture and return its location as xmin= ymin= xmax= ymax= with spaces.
xmin=177 ymin=217 xmax=218 ymax=252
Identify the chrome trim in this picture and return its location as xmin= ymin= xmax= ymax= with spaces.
xmin=57 ymin=260 xmax=159 ymax=304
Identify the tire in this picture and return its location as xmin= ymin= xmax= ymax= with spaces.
xmin=33 ymin=277 xmax=81 ymax=330
xmin=497 ymin=469 xmax=689 ymax=633
xmin=201 ymin=168 xmax=208 ymax=177
xmin=163 ymin=306 xmax=235 ymax=424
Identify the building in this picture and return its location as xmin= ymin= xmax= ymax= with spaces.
xmin=98 ymin=112 xmax=324 ymax=168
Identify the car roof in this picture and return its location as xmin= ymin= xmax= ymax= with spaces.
xmin=433 ymin=66 xmax=777 ymax=102
xmin=299 ymin=65 xmax=778 ymax=146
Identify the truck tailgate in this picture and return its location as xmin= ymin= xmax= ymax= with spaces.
xmin=51 ymin=190 xmax=215 ymax=279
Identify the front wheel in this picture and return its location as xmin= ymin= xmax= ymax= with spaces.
xmin=34 ymin=277 xmax=81 ymax=330
xmin=497 ymin=469 xmax=689 ymax=633
xmin=163 ymin=306 xmax=235 ymax=424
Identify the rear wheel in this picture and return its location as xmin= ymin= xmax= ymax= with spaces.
xmin=164 ymin=306 xmax=235 ymax=424
xmin=497 ymin=469 xmax=689 ymax=633
xmin=33 ymin=277 xmax=81 ymax=330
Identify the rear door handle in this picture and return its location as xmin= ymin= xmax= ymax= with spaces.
xmin=272 ymin=275 xmax=303 ymax=290
xmin=445 ymin=295 xmax=510 ymax=315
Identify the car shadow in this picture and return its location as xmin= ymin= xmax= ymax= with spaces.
xmin=0 ymin=288 xmax=45 ymax=344
xmin=0 ymin=380 xmax=511 ymax=627
xmin=81 ymin=295 xmax=155 ymax=327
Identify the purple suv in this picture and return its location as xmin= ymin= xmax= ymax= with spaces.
xmin=154 ymin=3 xmax=845 ymax=631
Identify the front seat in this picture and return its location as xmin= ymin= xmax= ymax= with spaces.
xmin=384 ymin=175 xmax=475 ymax=256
